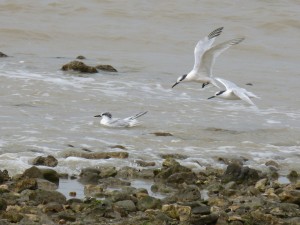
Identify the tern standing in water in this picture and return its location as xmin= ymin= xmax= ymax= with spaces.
xmin=94 ymin=111 xmax=148 ymax=128
xmin=208 ymin=78 xmax=259 ymax=105
xmin=172 ymin=27 xmax=244 ymax=89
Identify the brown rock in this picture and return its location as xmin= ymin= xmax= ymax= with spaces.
xmin=61 ymin=60 xmax=98 ymax=73
xmin=13 ymin=178 xmax=37 ymax=193
xmin=95 ymin=64 xmax=117 ymax=72
xmin=135 ymin=160 xmax=156 ymax=167
xmin=32 ymin=155 xmax=58 ymax=167
xmin=0 ymin=52 xmax=8 ymax=57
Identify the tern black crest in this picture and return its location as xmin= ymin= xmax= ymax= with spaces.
xmin=102 ymin=112 xmax=112 ymax=118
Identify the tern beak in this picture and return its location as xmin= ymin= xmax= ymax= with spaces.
xmin=94 ymin=115 xmax=102 ymax=117
xmin=207 ymin=96 xmax=216 ymax=100
xmin=172 ymin=82 xmax=179 ymax=88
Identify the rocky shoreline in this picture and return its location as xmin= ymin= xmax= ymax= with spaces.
xmin=0 ymin=155 xmax=299 ymax=225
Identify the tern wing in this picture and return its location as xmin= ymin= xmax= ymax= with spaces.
xmin=215 ymin=77 xmax=239 ymax=90
xmin=108 ymin=118 xmax=130 ymax=127
xmin=233 ymin=89 xmax=255 ymax=105
xmin=193 ymin=27 xmax=223 ymax=72
xmin=125 ymin=111 xmax=148 ymax=121
xmin=199 ymin=38 xmax=244 ymax=77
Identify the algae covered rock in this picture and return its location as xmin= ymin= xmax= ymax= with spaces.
xmin=96 ymin=64 xmax=117 ymax=72
xmin=61 ymin=60 xmax=98 ymax=73
xmin=32 ymin=155 xmax=58 ymax=167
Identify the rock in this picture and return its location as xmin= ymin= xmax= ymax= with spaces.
xmin=13 ymin=178 xmax=37 ymax=192
xmin=64 ymin=151 xmax=128 ymax=159
xmin=255 ymin=178 xmax=268 ymax=192
xmin=162 ymin=204 xmax=191 ymax=221
xmin=191 ymin=205 xmax=211 ymax=215
xmin=95 ymin=64 xmax=118 ymax=72
xmin=288 ymin=170 xmax=299 ymax=181
xmin=135 ymin=160 xmax=156 ymax=167
xmin=42 ymin=202 xmax=64 ymax=213
xmin=0 ymin=170 xmax=10 ymax=184
xmin=21 ymin=166 xmax=43 ymax=179
xmin=0 ymin=52 xmax=8 ymax=57
xmin=190 ymin=212 xmax=219 ymax=225
xmin=116 ymin=166 xmax=154 ymax=179
xmin=84 ymin=184 xmax=104 ymax=197
xmin=76 ymin=55 xmax=86 ymax=59
xmin=28 ymin=189 xmax=66 ymax=205
xmin=152 ymin=132 xmax=173 ymax=137
xmin=166 ymin=172 xmax=197 ymax=185
xmin=114 ymin=200 xmax=137 ymax=212
xmin=40 ymin=168 xmax=59 ymax=184
xmin=32 ymin=155 xmax=58 ymax=167
xmin=278 ymin=190 xmax=300 ymax=204
xmin=62 ymin=60 xmax=98 ymax=73
xmin=79 ymin=168 xmax=101 ymax=184
xmin=250 ymin=210 xmax=283 ymax=224
xmin=0 ymin=198 xmax=7 ymax=211
xmin=110 ymin=145 xmax=127 ymax=150
xmin=265 ymin=160 xmax=279 ymax=168
xmin=160 ymin=153 xmax=188 ymax=160
xmin=154 ymin=158 xmax=191 ymax=182
xmin=1 ymin=212 xmax=23 ymax=223
xmin=36 ymin=178 xmax=58 ymax=191
xmin=99 ymin=177 xmax=131 ymax=187
xmin=137 ymin=196 xmax=162 ymax=211
xmin=221 ymin=163 xmax=260 ymax=185
xmin=268 ymin=202 xmax=300 ymax=217
xmin=99 ymin=166 xmax=117 ymax=178
xmin=173 ymin=185 xmax=201 ymax=202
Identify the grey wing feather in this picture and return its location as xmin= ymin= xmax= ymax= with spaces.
xmin=200 ymin=37 xmax=245 ymax=76
xmin=193 ymin=27 xmax=223 ymax=71
xmin=233 ymin=89 xmax=255 ymax=105
xmin=126 ymin=111 xmax=148 ymax=120
xmin=215 ymin=77 xmax=239 ymax=90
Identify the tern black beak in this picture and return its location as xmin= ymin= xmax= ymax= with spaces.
xmin=94 ymin=115 xmax=102 ymax=117
xmin=207 ymin=96 xmax=216 ymax=100
xmin=172 ymin=82 xmax=179 ymax=88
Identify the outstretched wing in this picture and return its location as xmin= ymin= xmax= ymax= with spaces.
xmin=215 ymin=77 xmax=239 ymax=90
xmin=233 ymin=89 xmax=255 ymax=105
xmin=193 ymin=27 xmax=223 ymax=72
xmin=200 ymin=37 xmax=245 ymax=77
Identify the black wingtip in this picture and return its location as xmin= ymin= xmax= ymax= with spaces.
xmin=208 ymin=27 xmax=224 ymax=39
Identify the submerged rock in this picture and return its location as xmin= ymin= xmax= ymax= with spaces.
xmin=0 ymin=52 xmax=8 ymax=57
xmin=95 ymin=64 xmax=118 ymax=72
xmin=63 ymin=151 xmax=129 ymax=159
xmin=61 ymin=60 xmax=98 ymax=73
xmin=76 ymin=55 xmax=86 ymax=60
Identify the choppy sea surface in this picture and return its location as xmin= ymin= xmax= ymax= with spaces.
xmin=1 ymin=0 xmax=300 ymax=176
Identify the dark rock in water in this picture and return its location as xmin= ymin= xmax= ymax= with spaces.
xmin=96 ymin=64 xmax=118 ymax=72
xmin=32 ymin=155 xmax=58 ymax=167
xmin=61 ymin=60 xmax=98 ymax=73
xmin=110 ymin=145 xmax=127 ymax=150
xmin=79 ymin=168 xmax=101 ymax=184
xmin=221 ymin=163 xmax=260 ymax=185
xmin=40 ymin=168 xmax=59 ymax=185
xmin=76 ymin=55 xmax=86 ymax=60
xmin=0 ymin=170 xmax=10 ymax=184
xmin=0 ymin=52 xmax=8 ymax=57
xmin=245 ymin=83 xmax=253 ymax=86
xmin=116 ymin=166 xmax=154 ymax=179
xmin=137 ymin=195 xmax=162 ymax=211
xmin=27 ymin=189 xmax=66 ymax=205
xmin=152 ymin=132 xmax=173 ymax=137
